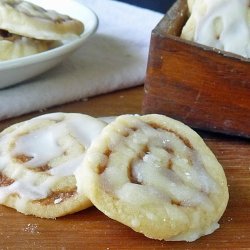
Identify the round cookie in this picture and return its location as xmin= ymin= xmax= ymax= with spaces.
xmin=0 ymin=0 xmax=84 ymax=40
xmin=76 ymin=114 xmax=229 ymax=241
xmin=0 ymin=29 xmax=56 ymax=61
xmin=181 ymin=0 xmax=250 ymax=58
xmin=0 ymin=113 xmax=106 ymax=218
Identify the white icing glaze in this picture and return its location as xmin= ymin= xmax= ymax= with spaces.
xmin=67 ymin=115 xmax=107 ymax=148
xmin=0 ymin=113 xmax=106 ymax=201
xmin=0 ymin=175 xmax=58 ymax=202
xmin=102 ymin=117 xmax=218 ymax=212
xmin=191 ymin=0 xmax=250 ymax=57
xmin=78 ymin=115 xmax=228 ymax=242
xmin=98 ymin=116 xmax=117 ymax=124
xmin=54 ymin=197 xmax=63 ymax=204
xmin=13 ymin=123 xmax=67 ymax=167
xmin=48 ymin=155 xmax=84 ymax=177
xmin=116 ymin=183 xmax=170 ymax=206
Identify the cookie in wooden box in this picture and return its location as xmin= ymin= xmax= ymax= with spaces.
xmin=142 ymin=0 xmax=250 ymax=138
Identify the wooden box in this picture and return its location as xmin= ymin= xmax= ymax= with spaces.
xmin=142 ymin=0 xmax=250 ymax=138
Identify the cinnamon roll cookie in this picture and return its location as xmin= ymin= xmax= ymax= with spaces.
xmin=0 ymin=113 xmax=106 ymax=218
xmin=181 ymin=0 xmax=250 ymax=58
xmin=76 ymin=114 xmax=229 ymax=241
xmin=0 ymin=0 xmax=84 ymax=40
xmin=0 ymin=29 xmax=55 ymax=61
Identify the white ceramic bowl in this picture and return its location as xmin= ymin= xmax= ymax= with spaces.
xmin=0 ymin=0 xmax=98 ymax=89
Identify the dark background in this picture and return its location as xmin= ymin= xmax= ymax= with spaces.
xmin=117 ymin=0 xmax=175 ymax=13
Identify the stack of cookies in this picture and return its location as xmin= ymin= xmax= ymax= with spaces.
xmin=0 ymin=0 xmax=84 ymax=61
xmin=0 ymin=112 xmax=229 ymax=242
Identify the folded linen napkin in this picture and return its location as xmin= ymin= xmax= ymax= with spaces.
xmin=0 ymin=0 xmax=163 ymax=121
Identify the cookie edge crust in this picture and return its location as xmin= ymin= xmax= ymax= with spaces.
xmin=3 ymin=190 xmax=92 ymax=218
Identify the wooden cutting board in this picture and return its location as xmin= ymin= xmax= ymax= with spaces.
xmin=0 ymin=87 xmax=249 ymax=249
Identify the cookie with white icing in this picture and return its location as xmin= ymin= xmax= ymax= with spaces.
xmin=0 ymin=29 xmax=56 ymax=61
xmin=181 ymin=0 xmax=250 ymax=58
xmin=186 ymin=0 xmax=200 ymax=13
xmin=0 ymin=0 xmax=84 ymax=40
xmin=0 ymin=113 xmax=106 ymax=218
xmin=76 ymin=114 xmax=229 ymax=241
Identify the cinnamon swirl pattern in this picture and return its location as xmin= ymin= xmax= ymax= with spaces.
xmin=76 ymin=114 xmax=229 ymax=241
xmin=0 ymin=113 xmax=106 ymax=218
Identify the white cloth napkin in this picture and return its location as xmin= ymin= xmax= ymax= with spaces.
xmin=0 ymin=0 xmax=163 ymax=121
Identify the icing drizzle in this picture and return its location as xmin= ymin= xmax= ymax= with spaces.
xmin=186 ymin=0 xmax=250 ymax=58
xmin=0 ymin=113 xmax=106 ymax=202
xmin=100 ymin=116 xmax=220 ymax=211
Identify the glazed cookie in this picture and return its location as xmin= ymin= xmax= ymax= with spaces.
xmin=76 ymin=114 xmax=229 ymax=241
xmin=186 ymin=0 xmax=196 ymax=12
xmin=0 ymin=0 xmax=84 ymax=40
xmin=181 ymin=0 xmax=250 ymax=58
xmin=0 ymin=113 xmax=106 ymax=218
xmin=0 ymin=29 xmax=56 ymax=61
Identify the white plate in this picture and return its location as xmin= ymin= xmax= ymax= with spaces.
xmin=0 ymin=0 xmax=98 ymax=89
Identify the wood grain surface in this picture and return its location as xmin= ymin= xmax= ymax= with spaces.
xmin=0 ymin=86 xmax=249 ymax=249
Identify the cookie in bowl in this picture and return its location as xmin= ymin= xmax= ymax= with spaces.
xmin=0 ymin=29 xmax=56 ymax=61
xmin=0 ymin=0 xmax=84 ymax=40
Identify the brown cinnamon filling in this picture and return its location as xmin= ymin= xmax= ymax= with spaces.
xmin=127 ymin=145 xmax=150 ymax=184
xmin=148 ymin=122 xmax=193 ymax=149
xmin=31 ymin=164 xmax=51 ymax=172
xmin=97 ymin=164 xmax=106 ymax=175
xmin=130 ymin=127 xmax=138 ymax=132
xmin=139 ymin=145 xmax=150 ymax=159
xmin=0 ymin=29 xmax=19 ymax=42
xmin=0 ymin=173 xmax=15 ymax=187
xmin=165 ymin=147 xmax=174 ymax=154
xmin=171 ymin=199 xmax=181 ymax=206
xmin=122 ymin=130 xmax=130 ymax=137
xmin=104 ymin=148 xmax=111 ymax=157
xmin=0 ymin=29 xmax=11 ymax=38
xmin=14 ymin=154 xmax=51 ymax=172
xmin=128 ymin=161 xmax=142 ymax=185
xmin=167 ymin=159 xmax=173 ymax=170
xmin=35 ymin=188 xmax=76 ymax=206
xmin=15 ymin=154 xmax=33 ymax=163
xmin=97 ymin=148 xmax=112 ymax=174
